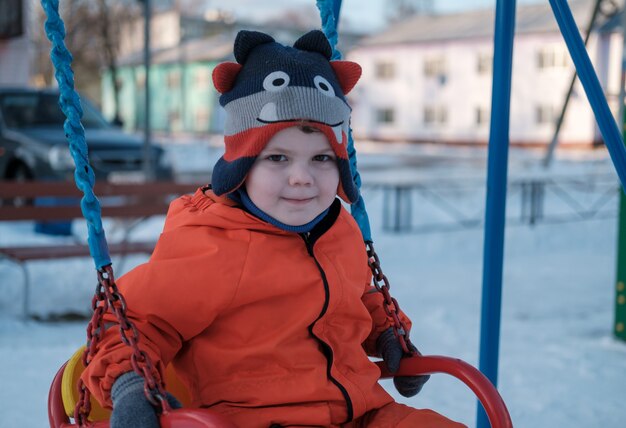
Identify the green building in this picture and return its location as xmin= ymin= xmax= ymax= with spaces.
xmin=101 ymin=12 xmax=362 ymax=138
xmin=101 ymin=33 xmax=232 ymax=135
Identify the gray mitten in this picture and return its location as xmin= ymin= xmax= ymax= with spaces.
xmin=110 ymin=371 xmax=181 ymax=428
xmin=376 ymin=327 xmax=430 ymax=397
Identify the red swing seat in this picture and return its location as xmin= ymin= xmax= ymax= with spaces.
xmin=48 ymin=349 xmax=512 ymax=428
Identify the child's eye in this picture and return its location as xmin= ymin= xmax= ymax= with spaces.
xmin=266 ymin=154 xmax=287 ymax=162
xmin=313 ymin=154 xmax=335 ymax=162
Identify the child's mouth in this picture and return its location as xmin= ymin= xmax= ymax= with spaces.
xmin=282 ymin=197 xmax=315 ymax=205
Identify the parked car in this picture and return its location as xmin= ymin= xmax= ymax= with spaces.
xmin=0 ymin=87 xmax=174 ymax=183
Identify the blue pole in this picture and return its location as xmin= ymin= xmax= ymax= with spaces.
xmin=549 ymin=0 xmax=626 ymax=189
xmin=477 ymin=1 xmax=516 ymax=427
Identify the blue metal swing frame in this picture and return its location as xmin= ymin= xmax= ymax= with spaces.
xmin=479 ymin=0 xmax=626 ymax=426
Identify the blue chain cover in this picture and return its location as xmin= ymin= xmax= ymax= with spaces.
xmin=316 ymin=0 xmax=372 ymax=242
xmin=40 ymin=0 xmax=111 ymax=268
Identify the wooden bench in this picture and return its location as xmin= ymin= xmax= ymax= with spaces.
xmin=0 ymin=181 xmax=201 ymax=317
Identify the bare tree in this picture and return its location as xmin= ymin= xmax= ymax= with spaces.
xmin=96 ymin=0 xmax=134 ymax=123
xmin=30 ymin=0 xmax=140 ymax=111
xmin=174 ymin=0 xmax=210 ymax=13
xmin=385 ymin=0 xmax=434 ymax=23
xmin=263 ymin=5 xmax=323 ymax=30
xmin=31 ymin=3 xmax=55 ymax=87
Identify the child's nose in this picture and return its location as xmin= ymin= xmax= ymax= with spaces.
xmin=288 ymin=164 xmax=314 ymax=186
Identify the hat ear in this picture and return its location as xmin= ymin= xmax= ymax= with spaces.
xmin=234 ymin=30 xmax=275 ymax=64
xmin=293 ymin=30 xmax=332 ymax=60
xmin=331 ymin=61 xmax=362 ymax=95
xmin=212 ymin=62 xmax=243 ymax=94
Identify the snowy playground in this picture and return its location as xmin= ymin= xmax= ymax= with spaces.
xmin=1 ymin=142 xmax=625 ymax=427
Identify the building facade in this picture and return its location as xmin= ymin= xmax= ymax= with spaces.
xmin=347 ymin=0 xmax=622 ymax=146
xmin=104 ymin=10 xmax=362 ymax=136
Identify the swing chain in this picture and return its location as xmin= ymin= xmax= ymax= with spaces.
xmin=366 ymin=242 xmax=415 ymax=356
xmin=74 ymin=265 xmax=170 ymax=426
xmin=74 ymin=271 xmax=111 ymax=425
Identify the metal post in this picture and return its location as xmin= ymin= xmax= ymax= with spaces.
xmin=520 ymin=182 xmax=529 ymax=223
xmin=615 ymin=0 xmax=626 ymax=343
xmin=549 ymin=0 xmax=626 ymax=188
xmin=181 ymin=45 xmax=187 ymax=133
xmin=618 ymin=4 xmax=626 ymax=125
xmin=543 ymin=0 xmax=603 ymax=167
xmin=395 ymin=187 xmax=402 ymax=232
xmin=477 ymin=1 xmax=516 ymax=427
xmin=616 ymin=183 xmax=626 ymax=341
xmin=142 ymin=0 xmax=153 ymax=180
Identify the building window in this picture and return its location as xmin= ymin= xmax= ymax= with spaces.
xmin=376 ymin=108 xmax=395 ymax=124
xmin=475 ymin=107 xmax=490 ymax=126
xmin=424 ymin=106 xmax=447 ymax=125
xmin=375 ymin=61 xmax=395 ymax=79
xmin=535 ymin=105 xmax=556 ymax=124
xmin=135 ymin=70 xmax=145 ymax=87
xmin=477 ymin=53 xmax=492 ymax=75
xmin=0 ymin=0 xmax=24 ymax=39
xmin=194 ymin=107 xmax=210 ymax=131
xmin=168 ymin=110 xmax=182 ymax=131
xmin=194 ymin=68 xmax=211 ymax=88
xmin=167 ymin=70 xmax=181 ymax=88
xmin=424 ymin=57 xmax=446 ymax=78
xmin=536 ymin=45 xmax=569 ymax=69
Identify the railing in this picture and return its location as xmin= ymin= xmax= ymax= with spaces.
xmin=361 ymin=173 xmax=619 ymax=233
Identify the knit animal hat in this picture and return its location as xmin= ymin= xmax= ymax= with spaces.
xmin=211 ymin=30 xmax=362 ymax=203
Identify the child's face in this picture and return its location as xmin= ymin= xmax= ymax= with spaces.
xmin=245 ymin=126 xmax=340 ymax=226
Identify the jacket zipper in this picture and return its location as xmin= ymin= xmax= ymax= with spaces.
xmin=301 ymin=233 xmax=354 ymax=423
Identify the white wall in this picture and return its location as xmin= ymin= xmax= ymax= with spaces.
xmin=0 ymin=0 xmax=31 ymax=86
xmin=348 ymin=28 xmax=615 ymax=146
xmin=119 ymin=11 xmax=181 ymax=58
xmin=511 ymin=33 xmax=595 ymax=145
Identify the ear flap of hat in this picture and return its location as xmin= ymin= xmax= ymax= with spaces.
xmin=234 ymin=30 xmax=275 ymax=64
xmin=331 ymin=61 xmax=362 ymax=95
xmin=293 ymin=30 xmax=332 ymax=60
xmin=212 ymin=62 xmax=243 ymax=94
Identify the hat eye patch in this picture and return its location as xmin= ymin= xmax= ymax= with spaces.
xmin=263 ymin=71 xmax=290 ymax=92
xmin=314 ymin=75 xmax=335 ymax=97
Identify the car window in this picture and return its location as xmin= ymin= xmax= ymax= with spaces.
xmin=0 ymin=93 xmax=111 ymax=129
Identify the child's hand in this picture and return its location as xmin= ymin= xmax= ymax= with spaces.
xmin=110 ymin=371 xmax=181 ymax=428
xmin=376 ymin=327 xmax=430 ymax=397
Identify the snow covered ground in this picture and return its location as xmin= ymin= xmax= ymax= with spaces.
xmin=1 ymin=143 xmax=625 ymax=427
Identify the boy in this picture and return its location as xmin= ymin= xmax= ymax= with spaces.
xmin=82 ymin=29 xmax=465 ymax=428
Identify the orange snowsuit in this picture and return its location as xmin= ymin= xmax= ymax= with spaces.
xmin=82 ymin=188 xmax=463 ymax=427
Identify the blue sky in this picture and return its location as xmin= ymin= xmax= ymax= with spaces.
xmin=205 ymin=0 xmax=543 ymax=32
